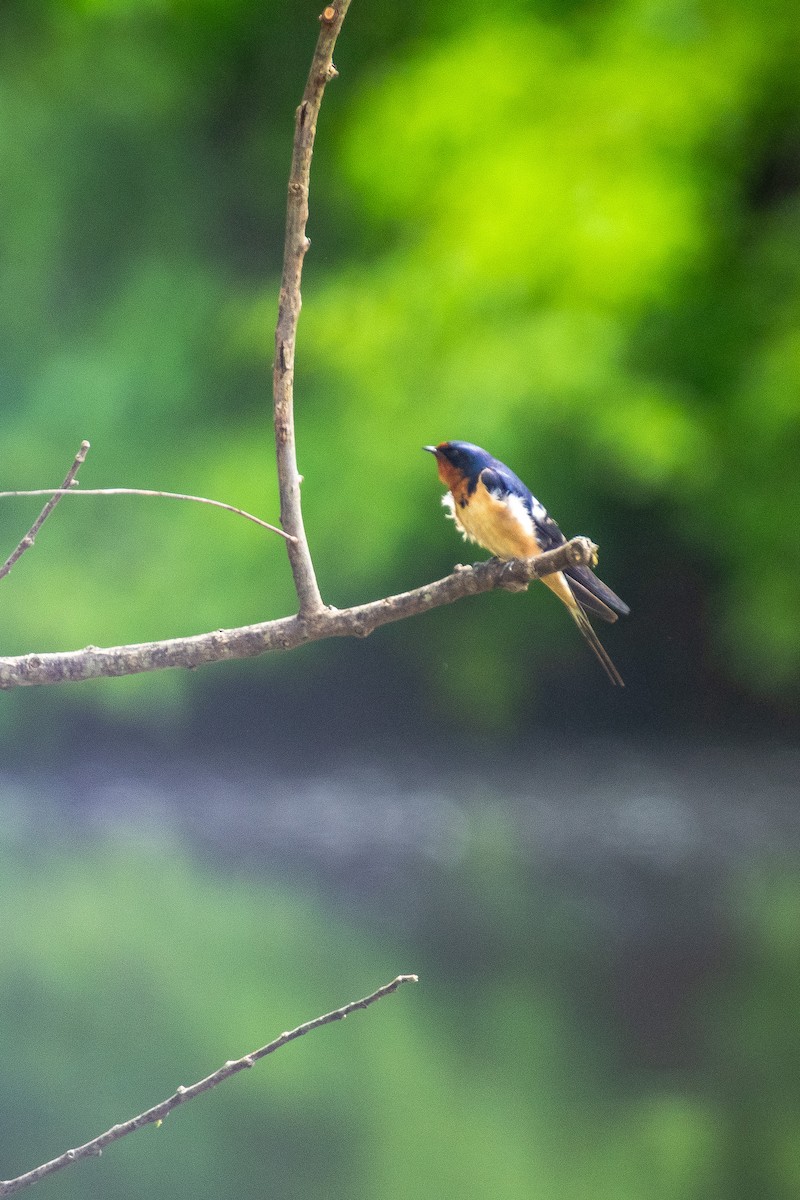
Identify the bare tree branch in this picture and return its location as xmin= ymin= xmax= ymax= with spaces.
xmin=0 ymin=441 xmax=90 ymax=583
xmin=0 ymin=537 xmax=597 ymax=688
xmin=0 ymin=974 xmax=418 ymax=1198
xmin=0 ymin=488 xmax=295 ymax=541
xmin=273 ymin=1 xmax=351 ymax=615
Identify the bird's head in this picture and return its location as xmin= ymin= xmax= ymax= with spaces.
xmin=423 ymin=441 xmax=493 ymax=489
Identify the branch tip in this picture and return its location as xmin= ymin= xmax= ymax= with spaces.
xmin=0 ymin=440 xmax=91 ymax=584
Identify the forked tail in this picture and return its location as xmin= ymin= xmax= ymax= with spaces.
xmin=570 ymin=606 xmax=625 ymax=687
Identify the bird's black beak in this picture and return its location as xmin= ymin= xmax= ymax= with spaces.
xmin=423 ymin=445 xmax=439 ymax=455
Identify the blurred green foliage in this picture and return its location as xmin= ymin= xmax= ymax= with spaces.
xmin=0 ymin=0 xmax=799 ymax=719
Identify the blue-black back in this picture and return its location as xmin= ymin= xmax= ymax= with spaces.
xmin=439 ymin=442 xmax=533 ymax=506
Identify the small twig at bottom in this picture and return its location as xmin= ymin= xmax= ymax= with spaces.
xmin=0 ymin=488 xmax=295 ymax=542
xmin=0 ymin=441 xmax=90 ymax=583
xmin=0 ymin=974 xmax=418 ymax=1197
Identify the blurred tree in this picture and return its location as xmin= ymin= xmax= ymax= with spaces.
xmin=0 ymin=0 xmax=797 ymax=726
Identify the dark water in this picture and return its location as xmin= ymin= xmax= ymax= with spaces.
xmin=7 ymin=735 xmax=798 ymax=923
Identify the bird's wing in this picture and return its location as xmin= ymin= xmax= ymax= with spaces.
xmin=479 ymin=468 xmax=566 ymax=551
xmin=478 ymin=465 xmax=525 ymax=501
xmin=564 ymin=577 xmax=619 ymax=623
xmin=479 ymin=465 xmax=630 ymax=623
xmin=564 ymin=563 xmax=630 ymax=618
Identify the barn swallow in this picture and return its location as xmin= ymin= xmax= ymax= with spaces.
xmin=424 ymin=441 xmax=629 ymax=685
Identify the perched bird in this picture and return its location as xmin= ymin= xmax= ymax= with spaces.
xmin=424 ymin=441 xmax=629 ymax=686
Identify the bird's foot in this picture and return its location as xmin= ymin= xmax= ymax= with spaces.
xmin=499 ymin=559 xmax=529 ymax=593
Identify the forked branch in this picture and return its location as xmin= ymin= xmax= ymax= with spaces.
xmin=0 ymin=537 xmax=598 ymax=688
xmin=0 ymin=441 xmax=90 ymax=583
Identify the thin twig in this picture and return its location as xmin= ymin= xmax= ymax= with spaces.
xmin=0 ymin=537 xmax=600 ymax=688
xmin=0 ymin=974 xmax=417 ymax=1197
xmin=273 ymin=1 xmax=351 ymax=615
xmin=0 ymin=489 xmax=295 ymax=541
xmin=0 ymin=441 xmax=90 ymax=583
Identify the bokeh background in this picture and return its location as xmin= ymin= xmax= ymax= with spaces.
xmin=1 ymin=0 xmax=800 ymax=1196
